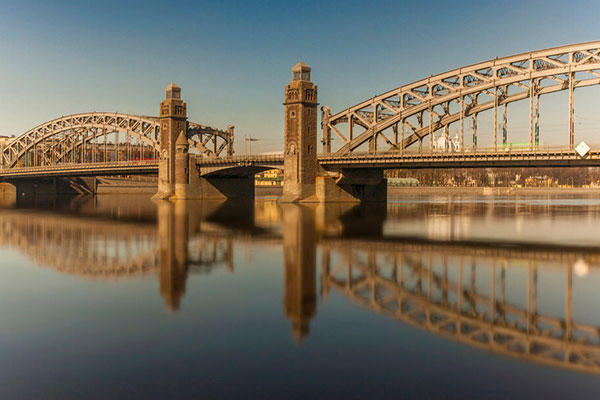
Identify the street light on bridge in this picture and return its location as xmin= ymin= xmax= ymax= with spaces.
xmin=245 ymin=136 xmax=259 ymax=155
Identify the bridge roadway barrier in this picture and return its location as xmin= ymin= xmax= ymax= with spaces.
xmin=0 ymin=161 xmax=159 ymax=179
xmin=317 ymin=148 xmax=600 ymax=169
xmin=0 ymin=161 xmax=159 ymax=197
xmin=1 ymin=147 xmax=599 ymax=200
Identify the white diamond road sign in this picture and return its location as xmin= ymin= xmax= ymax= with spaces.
xmin=576 ymin=141 xmax=590 ymax=158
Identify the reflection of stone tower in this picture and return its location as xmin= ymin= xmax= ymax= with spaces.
xmin=282 ymin=204 xmax=317 ymax=341
xmin=158 ymin=201 xmax=189 ymax=311
xmin=280 ymin=62 xmax=318 ymax=203
xmin=153 ymin=83 xmax=187 ymax=200
xmin=173 ymin=132 xmax=190 ymax=200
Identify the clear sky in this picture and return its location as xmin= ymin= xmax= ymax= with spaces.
xmin=1 ymin=0 xmax=599 ymax=153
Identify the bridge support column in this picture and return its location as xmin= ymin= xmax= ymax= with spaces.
xmin=279 ymin=62 xmax=319 ymax=203
xmin=0 ymin=182 xmax=16 ymax=206
xmin=153 ymin=83 xmax=187 ymax=200
xmin=314 ymin=169 xmax=387 ymax=203
xmin=174 ymin=158 xmax=255 ymax=200
xmin=0 ymin=182 xmax=16 ymax=196
xmin=172 ymin=131 xmax=191 ymax=200
xmin=4 ymin=177 xmax=96 ymax=197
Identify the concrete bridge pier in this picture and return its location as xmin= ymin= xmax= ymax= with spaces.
xmin=154 ymin=83 xmax=255 ymax=201
xmin=171 ymin=130 xmax=255 ymax=200
xmin=1 ymin=177 xmax=97 ymax=198
xmin=153 ymin=83 xmax=187 ymax=200
xmin=279 ymin=62 xmax=319 ymax=203
xmin=279 ymin=62 xmax=387 ymax=203
xmin=178 ymin=160 xmax=255 ymax=200
xmin=315 ymin=169 xmax=387 ymax=203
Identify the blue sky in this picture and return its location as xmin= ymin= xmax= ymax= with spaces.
xmin=0 ymin=0 xmax=599 ymax=153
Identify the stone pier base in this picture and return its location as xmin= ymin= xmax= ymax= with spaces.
xmin=170 ymin=163 xmax=255 ymax=200
xmin=3 ymin=178 xmax=97 ymax=198
xmin=312 ymin=176 xmax=387 ymax=203
xmin=297 ymin=169 xmax=387 ymax=203
xmin=0 ymin=182 xmax=17 ymax=197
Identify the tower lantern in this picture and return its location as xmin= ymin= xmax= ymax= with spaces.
xmin=292 ymin=62 xmax=311 ymax=82
xmin=166 ymin=83 xmax=181 ymax=99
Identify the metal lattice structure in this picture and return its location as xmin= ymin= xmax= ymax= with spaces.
xmin=187 ymin=122 xmax=234 ymax=159
xmin=0 ymin=112 xmax=234 ymax=169
xmin=322 ymin=41 xmax=600 ymax=155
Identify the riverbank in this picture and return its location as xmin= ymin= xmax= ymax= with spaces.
xmin=388 ymin=186 xmax=600 ymax=196
xmin=257 ymin=185 xmax=600 ymax=198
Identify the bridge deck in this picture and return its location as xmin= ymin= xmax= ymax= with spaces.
xmin=2 ymin=147 xmax=599 ymax=179
xmin=194 ymin=148 xmax=600 ymax=170
xmin=319 ymin=148 xmax=600 ymax=169
xmin=0 ymin=161 xmax=158 ymax=179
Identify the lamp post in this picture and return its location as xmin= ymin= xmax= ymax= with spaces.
xmin=245 ymin=136 xmax=259 ymax=155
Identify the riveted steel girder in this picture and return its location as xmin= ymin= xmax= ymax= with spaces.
xmin=324 ymin=41 xmax=600 ymax=155
xmin=1 ymin=112 xmax=234 ymax=168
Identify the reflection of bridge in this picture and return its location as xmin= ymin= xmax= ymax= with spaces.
xmin=322 ymin=247 xmax=600 ymax=374
xmin=0 ymin=204 xmax=233 ymax=311
xmin=3 ymin=42 xmax=600 ymax=201
xmin=3 ymin=200 xmax=600 ymax=374
xmin=0 ymin=212 xmax=158 ymax=278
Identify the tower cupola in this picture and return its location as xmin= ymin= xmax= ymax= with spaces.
xmin=292 ymin=62 xmax=311 ymax=82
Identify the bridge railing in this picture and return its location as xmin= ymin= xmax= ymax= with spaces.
xmin=318 ymin=144 xmax=590 ymax=159
xmin=0 ymin=159 xmax=159 ymax=177
xmin=193 ymin=153 xmax=284 ymax=164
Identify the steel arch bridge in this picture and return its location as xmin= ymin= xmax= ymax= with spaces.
xmin=322 ymin=41 xmax=600 ymax=156
xmin=0 ymin=112 xmax=234 ymax=169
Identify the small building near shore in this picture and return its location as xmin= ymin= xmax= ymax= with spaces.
xmin=255 ymin=169 xmax=283 ymax=186
xmin=388 ymin=177 xmax=419 ymax=187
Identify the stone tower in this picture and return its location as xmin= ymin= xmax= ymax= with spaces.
xmin=173 ymin=131 xmax=190 ymax=199
xmin=153 ymin=83 xmax=187 ymax=200
xmin=280 ymin=62 xmax=318 ymax=203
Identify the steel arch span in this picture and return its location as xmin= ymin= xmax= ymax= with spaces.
xmin=0 ymin=112 xmax=234 ymax=169
xmin=322 ymin=41 xmax=600 ymax=156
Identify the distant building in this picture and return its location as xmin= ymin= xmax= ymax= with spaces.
xmin=255 ymin=169 xmax=283 ymax=186
xmin=0 ymin=135 xmax=14 ymax=147
xmin=0 ymin=136 xmax=14 ymax=167
xmin=388 ymin=177 xmax=419 ymax=187
xmin=433 ymin=133 xmax=461 ymax=152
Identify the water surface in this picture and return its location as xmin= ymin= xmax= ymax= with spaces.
xmin=1 ymin=194 xmax=600 ymax=399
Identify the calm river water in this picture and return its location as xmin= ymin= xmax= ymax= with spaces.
xmin=2 ymin=193 xmax=600 ymax=399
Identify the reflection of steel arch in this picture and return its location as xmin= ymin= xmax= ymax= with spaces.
xmin=0 ymin=212 xmax=235 ymax=280
xmin=323 ymin=41 xmax=600 ymax=155
xmin=323 ymin=248 xmax=600 ymax=374
xmin=0 ymin=214 xmax=159 ymax=279
xmin=0 ymin=113 xmax=234 ymax=168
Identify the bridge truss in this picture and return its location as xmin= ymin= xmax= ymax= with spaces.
xmin=0 ymin=112 xmax=234 ymax=169
xmin=322 ymin=41 xmax=600 ymax=156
